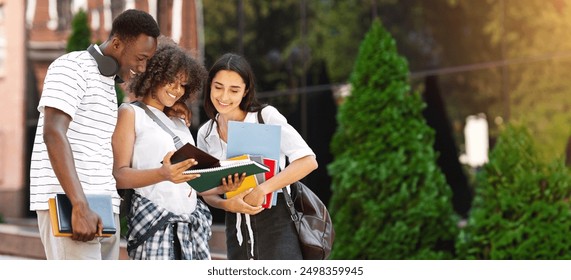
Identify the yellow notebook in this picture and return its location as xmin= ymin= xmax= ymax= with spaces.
xmin=48 ymin=198 xmax=71 ymax=237
xmin=225 ymin=154 xmax=261 ymax=199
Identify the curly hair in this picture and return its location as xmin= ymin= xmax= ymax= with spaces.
xmin=128 ymin=44 xmax=207 ymax=104
xmin=109 ymin=9 xmax=160 ymax=43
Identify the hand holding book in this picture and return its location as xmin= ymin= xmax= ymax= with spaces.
xmin=48 ymin=194 xmax=116 ymax=237
xmin=171 ymin=143 xmax=269 ymax=192
xmin=226 ymin=121 xmax=282 ymax=209
xmin=224 ymin=155 xmax=278 ymax=209
xmin=211 ymin=171 xmax=248 ymax=194
xmin=183 ymin=159 xmax=269 ymax=192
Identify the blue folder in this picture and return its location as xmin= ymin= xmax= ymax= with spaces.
xmin=227 ymin=121 xmax=281 ymax=165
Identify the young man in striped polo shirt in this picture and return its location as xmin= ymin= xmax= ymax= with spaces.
xmin=29 ymin=9 xmax=162 ymax=260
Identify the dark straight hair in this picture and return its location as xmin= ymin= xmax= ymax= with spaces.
xmin=202 ymin=53 xmax=266 ymax=138
xmin=203 ymin=53 xmax=266 ymax=120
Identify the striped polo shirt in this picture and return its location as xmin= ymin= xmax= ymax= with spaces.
xmin=29 ymin=49 xmax=121 ymax=213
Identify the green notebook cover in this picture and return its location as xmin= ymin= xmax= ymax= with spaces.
xmin=183 ymin=160 xmax=269 ymax=192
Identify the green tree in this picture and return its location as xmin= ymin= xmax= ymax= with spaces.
xmin=203 ymin=0 xmax=301 ymax=92
xmin=489 ymin=1 xmax=571 ymax=162
xmin=308 ymin=0 xmax=384 ymax=84
xmin=424 ymin=1 xmax=571 ymax=162
xmin=66 ymin=9 xmax=91 ymax=52
xmin=327 ymin=19 xmax=458 ymax=259
xmin=456 ymin=124 xmax=571 ymax=259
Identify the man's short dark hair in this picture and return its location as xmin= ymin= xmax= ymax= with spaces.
xmin=109 ymin=9 xmax=160 ymax=42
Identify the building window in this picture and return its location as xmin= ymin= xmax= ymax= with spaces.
xmin=56 ymin=0 xmax=72 ymax=31
xmin=0 ymin=4 xmax=6 ymax=77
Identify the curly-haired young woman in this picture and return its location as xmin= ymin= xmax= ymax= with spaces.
xmin=112 ymin=41 xmax=243 ymax=260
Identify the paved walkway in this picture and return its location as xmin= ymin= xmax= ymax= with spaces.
xmin=0 ymin=254 xmax=34 ymax=260
xmin=0 ymin=218 xmax=227 ymax=260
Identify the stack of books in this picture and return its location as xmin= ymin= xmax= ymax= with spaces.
xmin=225 ymin=154 xmax=279 ymax=208
xmin=48 ymin=193 xmax=116 ymax=237
xmin=226 ymin=121 xmax=282 ymax=208
xmin=175 ymin=121 xmax=282 ymax=207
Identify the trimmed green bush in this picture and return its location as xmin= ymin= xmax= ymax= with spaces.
xmin=457 ymin=124 xmax=571 ymax=259
xmin=327 ymin=19 xmax=458 ymax=260
xmin=66 ymin=9 xmax=91 ymax=53
xmin=115 ymin=84 xmax=125 ymax=105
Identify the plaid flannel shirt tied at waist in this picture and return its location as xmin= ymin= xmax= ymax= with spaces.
xmin=127 ymin=193 xmax=212 ymax=260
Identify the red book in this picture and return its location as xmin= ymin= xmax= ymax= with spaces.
xmin=261 ymin=158 xmax=278 ymax=208
xmin=263 ymin=158 xmax=277 ymax=179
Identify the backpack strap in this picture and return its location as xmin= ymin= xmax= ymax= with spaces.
xmin=257 ymin=106 xmax=266 ymax=124
xmin=257 ymin=110 xmax=264 ymax=124
xmin=131 ymin=101 xmax=184 ymax=149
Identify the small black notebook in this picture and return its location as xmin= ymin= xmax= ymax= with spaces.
xmin=54 ymin=193 xmax=116 ymax=236
xmin=170 ymin=143 xmax=221 ymax=170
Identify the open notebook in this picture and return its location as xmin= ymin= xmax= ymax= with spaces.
xmin=183 ymin=158 xmax=269 ymax=192
xmin=173 ymin=142 xmax=269 ymax=192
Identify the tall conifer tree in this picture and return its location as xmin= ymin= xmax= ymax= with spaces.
xmin=328 ymin=19 xmax=457 ymax=259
